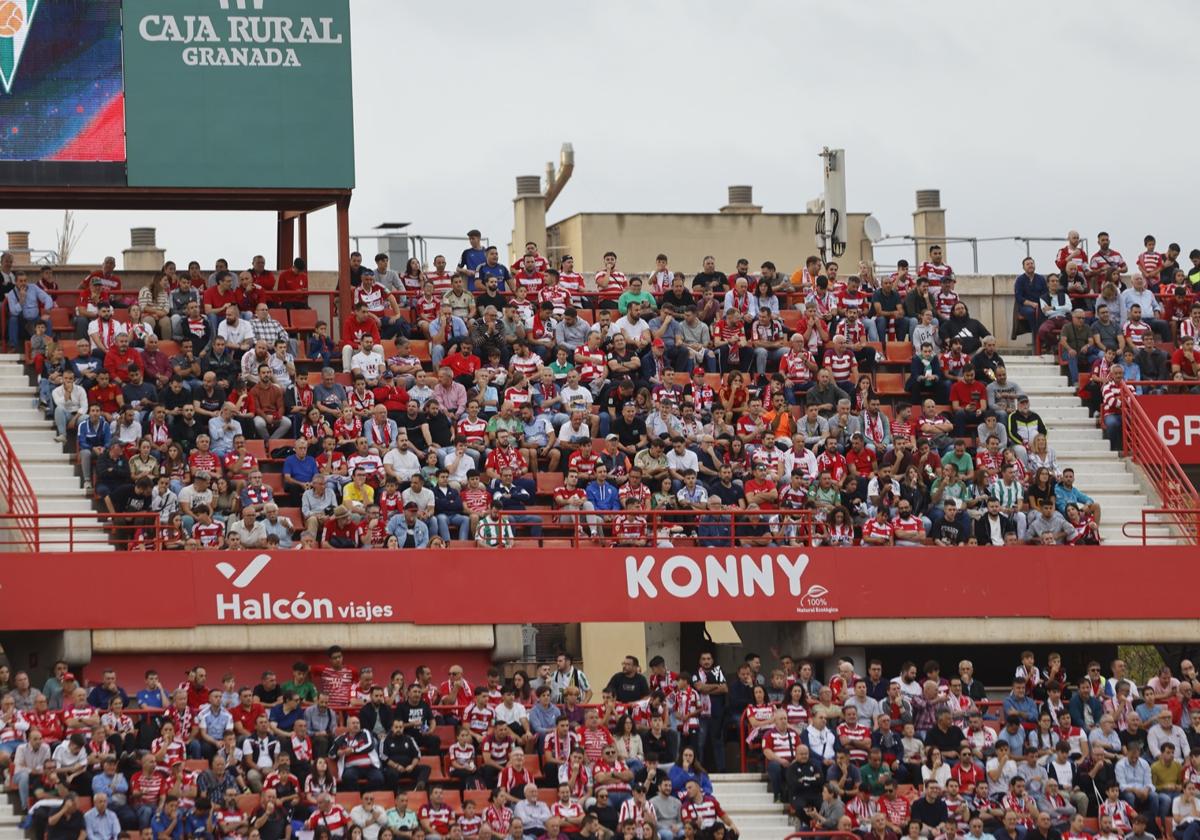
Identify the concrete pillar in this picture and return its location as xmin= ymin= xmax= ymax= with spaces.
xmin=122 ymin=227 xmax=166 ymax=272
xmin=512 ymin=176 xmax=546 ymax=265
xmin=912 ymin=189 xmax=946 ymax=265
xmin=492 ymin=624 xmax=524 ymax=662
xmin=644 ymin=622 xmax=682 ymax=669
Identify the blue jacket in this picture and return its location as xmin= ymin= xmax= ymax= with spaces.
xmin=1014 ymin=273 xmax=1048 ymax=307
xmin=906 ymin=354 xmax=945 ymax=390
xmin=78 ymin=417 xmax=111 ymax=451
xmin=586 ymin=479 xmax=620 ymax=511
xmin=488 ymin=479 xmax=533 ymax=510
xmin=432 ymin=485 xmax=464 ymax=515
xmin=385 ymin=515 xmax=429 ymax=548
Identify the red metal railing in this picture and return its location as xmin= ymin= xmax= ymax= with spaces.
xmin=3 ymin=288 xmax=341 ymax=348
xmin=0 ymin=508 xmax=818 ymax=551
xmin=1122 ymin=509 xmax=1200 ymax=545
xmin=0 ymin=512 xmax=168 ymax=553
xmin=1117 ymin=381 xmax=1200 ymax=544
xmin=0 ymin=425 xmax=38 ymax=551
xmin=492 ymin=507 xmax=817 ymax=549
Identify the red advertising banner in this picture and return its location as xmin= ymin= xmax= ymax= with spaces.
xmin=0 ymin=546 xmax=1196 ymax=631
xmin=1137 ymin=395 xmax=1200 ymax=464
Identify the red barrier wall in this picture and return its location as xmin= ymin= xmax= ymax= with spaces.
xmin=2 ymin=545 xmax=1197 ymax=629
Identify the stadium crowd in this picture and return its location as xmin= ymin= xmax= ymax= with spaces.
xmin=6 ymin=228 xmax=1200 ymax=549
xmin=4 ymin=648 xmax=1200 ymax=840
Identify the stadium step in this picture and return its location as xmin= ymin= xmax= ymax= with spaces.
xmin=1018 ymin=354 xmax=1188 ymax=545
xmin=710 ymin=773 xmax=794 ymax=839
xmin=0 ymin=357 xmax=110 ymax=552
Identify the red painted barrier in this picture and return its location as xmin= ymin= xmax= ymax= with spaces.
xmin=0 ymin=545 xmax=1198 ymax=631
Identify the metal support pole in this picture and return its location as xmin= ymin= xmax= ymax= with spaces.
xmin=298 ymin=213 xmax=308 ymax=265
xmin=336 ymin=196 xmax=353 ymax=339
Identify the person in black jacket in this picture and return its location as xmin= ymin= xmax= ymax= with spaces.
xmin=395 ymin=683 xmax=440 ymax=754
xmin=357 ymin=686 xmax=394 ymax=739
xmin=787 ymin=743 xmax=825 ymax=814
xmin=925 ymin=710 xmax=968 ymax=755
xmin=432 ymin=470 xmax=469 ymax=542
xmin=974 ymin=497 xmax=1017 ymax=545
xmin=381 ymin=719 xmax=430 ymax=792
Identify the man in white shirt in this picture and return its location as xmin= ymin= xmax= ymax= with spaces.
xmin=87 ymin=302 xmax=127 ymax=353
xmin=400 ymin=474 xmax=436 ymax=520
xmin=350 ymin=335 xmax=386 ymax=385
xmin=784 ymin=434 xmax=819 ymax=480
xmin=558 ymin=370 xmax=593 ymax=415
xmin=383 ymin=437 xmax=422 ymax=482
xmin=216 ymin=304 xmax=254 ymax=351
xmin=665 ymin=437 xmax=699 ymax=485
xmin=613 ymin=301 xmax=650 ymax=347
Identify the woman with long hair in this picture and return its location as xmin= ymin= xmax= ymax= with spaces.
xmin=669 ymin=746 xmax=711 ymax=797
xmin=138 ymin=271 xmax=173 ymax=339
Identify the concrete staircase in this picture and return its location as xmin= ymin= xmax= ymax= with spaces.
xmin=709 ymin=772 xmax=794 ymax=839
xmin=1001 ymin=354 xmax=1173 ymax=546
xmin=0 ymin=353 xmax=114 ymax=552
xmin=0 ymin=796 xmax=22 ymax=840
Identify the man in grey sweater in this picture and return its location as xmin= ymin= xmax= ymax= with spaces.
xmin=650 ymin=777 xmax=683 ymax=838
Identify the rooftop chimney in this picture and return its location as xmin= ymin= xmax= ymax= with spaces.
xmin=915 ymin=189 xmax=941 ymax=210
xmin=123 ymin=226 xmax=165 ymax=271
xmin=515 ymin=175 xmax=542 ymax=198
xmin=719 ymin=184 xmax=762 ymax=215
xmin=6 ymin=231 xmax=29 ymax=262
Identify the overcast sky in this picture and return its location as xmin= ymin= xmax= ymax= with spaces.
xmin=1 ymin=0 xmax=1192 ymax=275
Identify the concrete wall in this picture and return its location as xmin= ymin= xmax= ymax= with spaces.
xmin=546 ymin=212 xmax=875 ymax=278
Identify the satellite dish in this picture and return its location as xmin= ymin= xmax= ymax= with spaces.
xmin=863 ymin=215 xmax=883 ymax=243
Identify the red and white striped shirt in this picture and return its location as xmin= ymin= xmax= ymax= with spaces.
xmin=1101 ymin=381 xmax=1124 ymax=415
xmin=935 ymin=289 xmax=960 ymax=320
xmin=918 ymin=261 xmax=954 ymax=288
xmin=762 ymin=728 xmax=799 ymax=761
xmin=306 ymin=805 xmax=351 ymax=834
xmin=780 ymin=350 xmax=815 ymax=384
xmin=680 ymin=796 xmax=726 ymax=829
xmin=596 ymin=270 xmax=627 ymax=299
xmin=822 ymin=349 xmax=856 ymax=381
xmin=1137 ymin=250 xmax=1163 ymax=279
xmin=558 ymin=272 xmax=585 ymax=296
xmin=464 ymin=704 xmax=494 ymax=737
xmin=417 ymin=801 xmax=453 ymax=835
xmin=1123 ymin=320 xmax=1153 ymax=348
xmin=448 ymin=742 xmax=476 ymax=769
xmin=836 ymin=722 xmax=871 ymax=762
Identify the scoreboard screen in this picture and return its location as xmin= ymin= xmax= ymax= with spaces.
xmin=0 ymin=0 xmax=125 ymax=162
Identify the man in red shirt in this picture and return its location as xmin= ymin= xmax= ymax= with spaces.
xmin=231 ymin=687 xmax=265 ymax=737
xmin=103 ymin=333 xmax=144 ymax=383
xmin=341 ymin=303 xmax=383 ymax=370
xmin=444 ymin=339 xmax=481 ymax=386
xmin=248 ymin=254 xmax=276 ymax=291
xmin=82 ymin=256 xmax=122 ymax=300
xmin=1172 ymin=335 xmax=1200 ymax=383
xmin=949 ymin=366 xmax=988 ymax=435
xmin=274 ymin=257 xmax=308 ymax=306
xmin=202 ymin=271 xmax=239 ymax=333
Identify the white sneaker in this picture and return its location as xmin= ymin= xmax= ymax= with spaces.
xmin=83 ymin=481 xmax=93 ymax=493
xmin=54 ymin=434 xmax=64 ymax=443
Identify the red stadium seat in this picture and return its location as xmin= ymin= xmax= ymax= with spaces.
xmin=410 ymin=340 xmax=431 ymax=362
xmin=50 ymin=308 xmax=72 ymax=333
xmin=875 ymin=372 xmax=907 ymax=396
xmin=885 ymin=342 xmax=914 ymax=364
xmin=268 ymin=308 xmax=290 ymax=327
xmin=463 ymin=790 xmax=490 ymax=810
xmin=420 ymin=755 xmax=448 ymax=782
xmin=334 ymin=792 xmax=361 ymax=809
xmin=779 ymin=310 xmax=804 ymax=331
xmin=290 ymin=309 xmax=318 ymax=333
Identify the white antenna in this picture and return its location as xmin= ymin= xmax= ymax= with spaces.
xmin=818 ymin=147 xmax=848 ymax=260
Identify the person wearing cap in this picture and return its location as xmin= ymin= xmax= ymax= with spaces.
xmin=322 ymin=505 xmax=363 ymax=549
xmin=1006 ymin=395 xmax=1047 ymax=454
xmin=596 ymin=434 xmax=630 ymax=485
